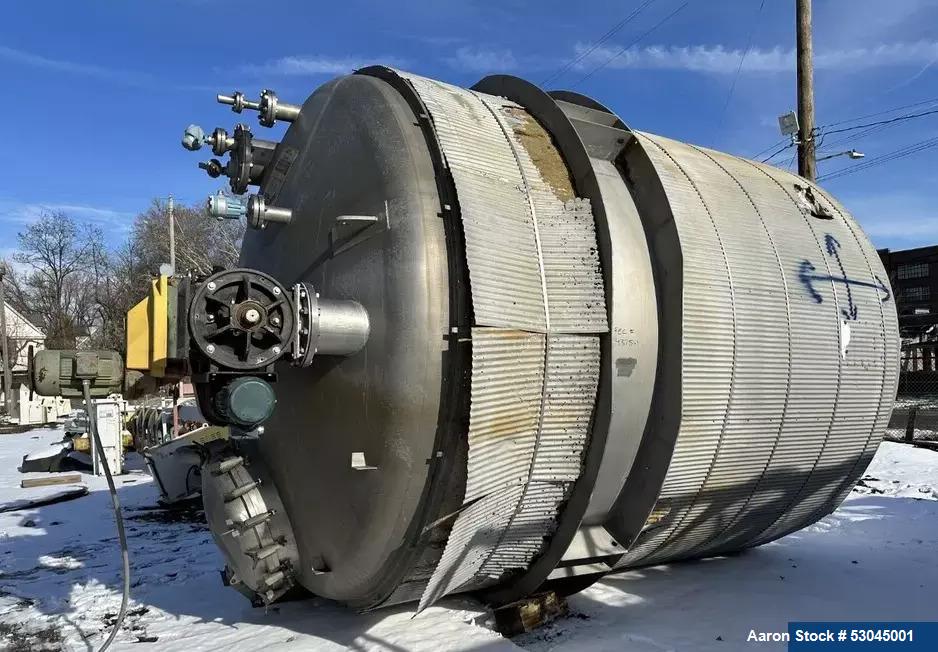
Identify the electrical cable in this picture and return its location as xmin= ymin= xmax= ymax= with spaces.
xmin=818 ymin=136 xmax=938 ymax=182
xmin=818 ymin=95 xmax=938 ymax=129
xmin=719 ymin=0 xmax=765 ymax=126
xmin=814 ymin=131 xmax=827 ymax=151
xmin=83 ymin=379 xmax=131 ymax=652
xmin=820 ymin=140 xmax=938 ymax=182
xmin=572 ymin=1 xmax=691 ymax=87
xmin=819 ymin=122 xmax=896 ymax=152
xmin=540 ymin=0 xmax=657 ymax=87
xmin=819 ymin=102 xmax=938 ymax=151
xmin=821 ymin=136 xmax=938 ymax=179
xmin=761 ymin=141 xmax=793 ymax=163
xmin=750 ymin=137 xmax=789 ymax=160
xmin=819 ymin=107 xmax=938 ymax=137
xmin=751 ymin=97 xmax=938 ymax=163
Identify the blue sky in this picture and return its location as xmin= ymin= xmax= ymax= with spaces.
xmin=1 ymin=0 xmax=937 ymax=259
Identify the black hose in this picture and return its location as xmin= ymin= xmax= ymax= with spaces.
xmin=83 ymin=380 xmax=131 ymax=652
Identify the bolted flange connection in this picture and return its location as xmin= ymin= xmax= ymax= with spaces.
xmin=217 ymin=89 xmax=300 ymax=127
xmin=291 ymin=281 xmax=370 ymax=367
xmin=215 ymin=91 xmax=258 ymax=114
xmin=246 ymin=194 xmax=292 ymax=229
xmin=181 ymin=91 xmax=294 ymax=201
xmin=183 ymin=124 xmax=237 ymax=156
xmin=183 ymin=123 xmax=278 ymax=194
xmin=202 ymin=438 xmax=301 ymax=606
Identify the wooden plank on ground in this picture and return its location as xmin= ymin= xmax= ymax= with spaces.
xmin=21 ymin=474 xmax=82 ymax=488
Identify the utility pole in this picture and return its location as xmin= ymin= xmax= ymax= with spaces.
xmin=796 ymin=0 xmax=817 ymax=181
xmin=0 ymin=269 xmax=12 ymax=415
xmin=167 ymin=193 xmax=178 ymax=437
xmin=168 ymin=194 xmax=176 ymax=274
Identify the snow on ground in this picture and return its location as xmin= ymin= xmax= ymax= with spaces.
xmin=0 ymin=427 xmax=513 ymax=652
xmin=1 ymin=429 xmax=936 ymax=651
xmin=855 ymin=440 xmax=938 ymax=499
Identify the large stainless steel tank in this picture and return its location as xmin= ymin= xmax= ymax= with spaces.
xmin=200 ymin=68 xmax=899 ymax=610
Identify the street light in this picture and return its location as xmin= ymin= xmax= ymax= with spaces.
xmin=817 ymin=149 xmax=865 ymax=162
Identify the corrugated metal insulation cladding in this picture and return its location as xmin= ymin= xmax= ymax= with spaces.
xmin=205 ymin=68 xmax=898 ymax=610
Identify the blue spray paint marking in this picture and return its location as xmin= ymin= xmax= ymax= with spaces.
xmin=798 ymin=234 xmax=891 ymax=321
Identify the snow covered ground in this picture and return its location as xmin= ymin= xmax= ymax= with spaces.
xmin=1 ymin=427 xmax=935 ymax=651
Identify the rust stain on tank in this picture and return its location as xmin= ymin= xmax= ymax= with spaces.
xmin=470 ymin=329 xmax=544 ymax=443
xmin=503 ymin=106 xmax=576 ymax=202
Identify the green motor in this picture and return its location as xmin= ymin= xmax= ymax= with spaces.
xmin=213 ymin=376 xmax=277 ymax=428
xmin=31 ymin=350 xmax=124 ymax=398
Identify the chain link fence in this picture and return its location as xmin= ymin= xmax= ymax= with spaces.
xmin=886 ymin=339 xmax=938 ymax=444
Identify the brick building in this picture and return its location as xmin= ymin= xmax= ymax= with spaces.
xmin=878 ymin=245 xmax=938 ymax=338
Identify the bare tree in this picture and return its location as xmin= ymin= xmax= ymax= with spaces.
xmin=0 ymin=334 xmax=36 ymax=374
xmin=90 ymin=199 xmax=244 ymax=353
xmin=87 ymin=234 xmax=162 ymax=352
xmin=0 ymin=261 xmax=32 ymax=380
xmin=84 ymin=231 xmax=129 ymax=351
xmin=130 ymin=199 xmax=243 ymax=280
xmin=6 ymin=212 xmax=97 ymax=349
xmin=3 ymin=200 xmax=244 ymax=357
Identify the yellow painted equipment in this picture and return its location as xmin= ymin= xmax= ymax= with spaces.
xmin=126 ymin=275 xmax=178 ymax=377
xmin=72 ymin=432 xmax=135 ymax=453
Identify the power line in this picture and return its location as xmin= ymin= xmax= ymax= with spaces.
xmin=819 ymin=114 xmax=924 ymax=152
xmin=819 ymin=107 xmax=938 ymax=137
xmin=751 ymin=137 xmax=789 ymax=160
xmin=820 ymin=123 xmax=892 ymax=151
xmin=842 ymin=137 xmax=938 ymax=174
xmin=540 ymin=0 xmax=658 ymax=87
xmin=719 ymin=0 xmax=766 ymax=126
xmin=761 ymin=141 xmax=793 ymax=163
xmin=750 ymin=96 xmax=938 ymax=163
xmin=818 ymin=135 xmax=938 ymax=182
xmin=814 ymin=131 xmax=828 ymax=151
xmin=820 ymin=140 xmax=938 ymax=182
xmin=817 ymin=103 xmax=938 ymax=153
xmin=818 ymin=95 xmax=938 ymax=129
xmin=573 ymin=1 xmax=691 ymax=87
